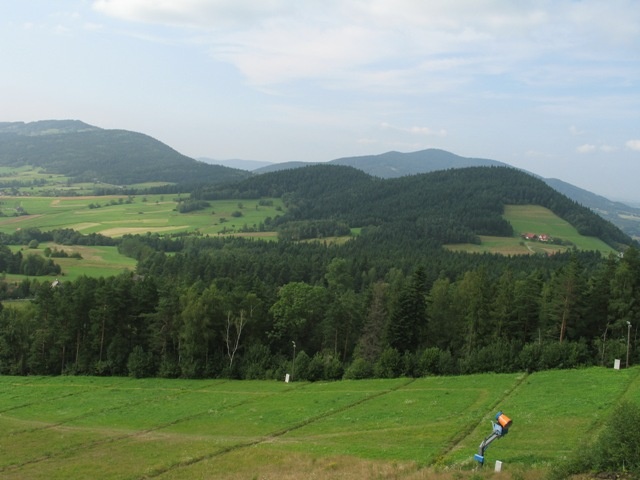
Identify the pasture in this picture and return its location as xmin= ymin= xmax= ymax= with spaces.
xmin=0 ymin=367 xmax=638 ymax=479
xmin=446 ymin=205 xmax=616 ymax=255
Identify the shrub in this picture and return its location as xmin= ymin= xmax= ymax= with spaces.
xmin=306 ymin=353 xmax=325 ymax=381
xmin=292 ymin=350 xmax=310 ymax=381
xmin=437 ymin=349 xmax=457 ymax=375
xmin=417 ymin=348 xmax=436 ymax=376
xmin=343 ymin=357 xmax=373 ymax=379
xmin=374 ymin=347 xmax=402 ymax=378
xmin=127 ymin=346 xmax=153 ymax=378
xmin=324 ymin=356 xmax=344 ymax=380
xmin=592 ymin=401 xmax=640 ymax=473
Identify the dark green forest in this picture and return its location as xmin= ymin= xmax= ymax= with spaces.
xmin=0 ymin=165 xmax=638 ymax=380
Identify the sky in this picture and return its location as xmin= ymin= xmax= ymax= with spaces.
xmin=1 ymin=1 xmax=639 ymax=201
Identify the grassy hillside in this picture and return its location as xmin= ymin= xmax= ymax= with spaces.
xmin=447 ymin=205 xmax=616 ymax=255
xmin=0 ymin=367 xmax=638 ymax=479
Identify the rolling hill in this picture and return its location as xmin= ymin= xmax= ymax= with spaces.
xmin=2 ymin=120 xmax=637 ymax=240
xmin=195 ymin=163 xmax=634 ymax=251
xmin=0 ymin=120 xmax=251 ymax=186
xmin=250 ymin=149 xmax=640 ymax=239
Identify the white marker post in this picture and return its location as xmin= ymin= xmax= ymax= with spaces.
xmin=495 ymin=460 xmax=502 ymax=472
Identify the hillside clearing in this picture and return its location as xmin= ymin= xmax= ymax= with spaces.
xmin=446 ymin=205 xmax=615 ymax=255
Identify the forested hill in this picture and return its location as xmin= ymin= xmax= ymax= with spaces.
xmin=195 ymin=164 xmax=633 ymax=249
xmin=0 ymin=120 xmax=250 ymax=186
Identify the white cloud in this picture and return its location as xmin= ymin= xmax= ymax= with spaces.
xmin=626 ymin=140 xmax=640 ymax=151
xmin=599 ymin=145 xmax=617 ymax=153
xmin=91 ymin=0 xmax=640 ymax=90
xmin=569 ymin=125 xmax=583 ymax=136
xmin=93 ymin=0 xmax=290 ymax=29
xmin=577 ymin=144 xmax=596 ymax=153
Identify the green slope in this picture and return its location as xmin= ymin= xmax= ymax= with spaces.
xmin=0 ymin=368 xmax=638 ymax=478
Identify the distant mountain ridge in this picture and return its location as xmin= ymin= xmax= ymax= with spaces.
xmin=0 ymin=120 xmax=250 ymax=186
xmin=248 ymin=149 xmax=640 ymax=239
xmin=198 ymin=157 xmax=273 ymax=171
xmin=2 ymin=120 xmax=638 ymax=238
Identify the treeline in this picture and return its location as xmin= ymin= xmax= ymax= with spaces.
xmin=277 ymin=219 xmax=351 ymax=241
xmin=0 ymin=245 xmax=60 ymax=278
xmin=0 ymin=227 xmax=117 ymax=247
xmin=0 ymin=229 xmax=636 ymax=379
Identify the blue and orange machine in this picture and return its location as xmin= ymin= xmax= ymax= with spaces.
xmin=474 ymin=411 xmax=512 ymax=465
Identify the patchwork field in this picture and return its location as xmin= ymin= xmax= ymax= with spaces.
xmin=0 ymin=194 xmax=285 ymax=281
xmin=0 ymin=367 xmax=638 ymax=479
xmin=0 ymin=195 xmax=284 ymax=239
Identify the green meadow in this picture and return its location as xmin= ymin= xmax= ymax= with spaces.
xmin=0 ymin=367 xmax=638 ymax=479
xmin=0 ymin=194 xmax=284 ymax=238
xmin=447 ymin=205 xmax=616 ymax=255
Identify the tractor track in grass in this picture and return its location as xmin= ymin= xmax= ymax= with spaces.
xmin=0 ymin=377 xmax=133 ymax=417
xmin=583 ymin=367 xmax=640 ymax=437
xmin=0 ymin=379 xmax=234 ymax=473
xmin=139 ymin=378 xmax=418 ymax=479
xmin=428 ymin=372 xmax=530 ymax=468
xmin=1 ymin=380 xmax=325 ymax=474
xmin=1 ymin=377 xmax=209 ymax=435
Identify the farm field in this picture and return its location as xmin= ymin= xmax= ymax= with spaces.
xmin=0 ymin=367 xmax=638 ymax=479
xmin=6 ymin=243 xmax=137 ymax=282
xmin=0 ymin=167 xmax=171 ymax=196
xmin=0 ymin=194 xmax=284 ymax=239
xmin=446 ymin=205 xmax=616 ymax=255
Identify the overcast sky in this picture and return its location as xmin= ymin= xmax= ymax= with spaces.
xmin=2 ymin=1 xmax=639 ymax=200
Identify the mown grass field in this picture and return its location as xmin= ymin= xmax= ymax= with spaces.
xmin=0 ymin=367 xmax=638 ymax=479
xmin=446 ymin=205 xmax=616 ymax=255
